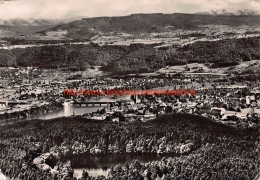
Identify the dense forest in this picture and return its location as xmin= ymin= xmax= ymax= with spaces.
xmin=0 ymin=113 xmax=259 ymax=179
xmin=0 ymin=36 xmax=260 ymax=74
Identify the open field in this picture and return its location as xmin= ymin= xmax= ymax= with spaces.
xmin=154 ymin=60 xmax=260 ymax=75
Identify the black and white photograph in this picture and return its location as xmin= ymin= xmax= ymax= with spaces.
xmin=0 ymin=0 xmax=259 ymax=179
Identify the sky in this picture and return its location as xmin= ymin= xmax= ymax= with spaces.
xmin=0 ymin=0 xmax=260 ymax=20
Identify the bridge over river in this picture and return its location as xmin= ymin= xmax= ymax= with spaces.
xmin=72 ymin=100 xmax=118 ymax=107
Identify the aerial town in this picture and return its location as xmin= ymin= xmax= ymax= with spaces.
xmin=0 ymin=1 xmax=260 ymax=180
xmin=0 ymin=66 xmax=259 ymax=127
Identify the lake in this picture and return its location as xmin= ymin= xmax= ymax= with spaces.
xmin=0 ymin=94 xmax=179 ymax=178
xmin=71 ymin=153 xmax=181 ymax=178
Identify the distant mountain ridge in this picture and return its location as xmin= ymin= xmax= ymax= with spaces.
xmin=46 ymin=13 xmax=260 ymax=40
xmin=196 ymin=9 xmax=259 ymax=16
xmin=0 ymin=17 xmax=87 ymax=26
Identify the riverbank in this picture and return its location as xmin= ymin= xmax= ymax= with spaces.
xmin=0 ymin=101 xmax=63 ymax=122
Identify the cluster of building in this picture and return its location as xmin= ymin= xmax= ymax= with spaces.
xmin=0 ymin=67 xmax=259 ymax=127
xmin=67 ymin=78 xmax=260 ymax=127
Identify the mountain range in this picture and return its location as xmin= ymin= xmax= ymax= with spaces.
xmin=0 ymin=12 xmax=260 ymax=74
xmin=0 ymin=17 xmax=87 ymax=26
xmin=2 ymin=12 xmax=260 ymax=41
xmin=196 ymin=9 xmax=259 ymax=16
xmin=44 ymin=13 xmax=260 ymax=40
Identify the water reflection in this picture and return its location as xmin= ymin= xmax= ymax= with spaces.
xmin=72 ymin=153 xmax=180 ymax=178
xmin=74 ymin=168 xmax=108 ymax=178
xmin=0 ymin=95 xmax=127 ymax=125
xmin=27 ymin=105 xmax=101 ymax=120
xmin=0 ymin=105 xmax=102 ymax=126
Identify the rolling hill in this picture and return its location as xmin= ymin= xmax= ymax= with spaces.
xmin=48 ymin=13 xmax=260 ymax=40
xmin=0 ymin=36 xmax=259 ymax=75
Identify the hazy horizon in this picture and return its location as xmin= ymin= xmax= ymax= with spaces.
xmin=0 ymin=0 xmax=260 ymax=20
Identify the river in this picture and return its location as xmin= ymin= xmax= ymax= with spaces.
xmin=0 ymin=96 xmax=128 ymax=126
xmin=25 ymin=96 xmax=129 ymax=120
xmin=0 ymin=105 xmax=103 ymax=126
xmin=27 ymin=105 xmax=101 ymax=120
xmin=0 ymin=95 xmax=177 ymax=178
